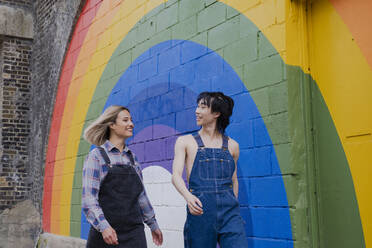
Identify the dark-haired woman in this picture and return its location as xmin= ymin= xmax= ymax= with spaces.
xmin=82 ymin=105 xmax=163 ymax=248
xmin=172 ymin=92 xmax=248 ymax=247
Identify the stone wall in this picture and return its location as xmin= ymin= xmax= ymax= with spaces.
xmin=0 ymin=200 xmax=40 ymax=248
xmin=0 ymin=0 xmax=86 ymax=247
xmin=0 ymin=0 xmax=32 ymax=9
xmin=30 ymin=0 xmax=85 ymax=213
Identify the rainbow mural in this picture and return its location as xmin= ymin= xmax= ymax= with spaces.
xmin=41 ymin=0 xmax=372 ymax=247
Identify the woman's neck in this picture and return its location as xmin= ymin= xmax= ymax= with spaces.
xmin=109 ymin=135 xmax=126 ymax=152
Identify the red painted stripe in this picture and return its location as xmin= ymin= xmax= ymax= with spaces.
xmin=42 ymin=0 xmax=103 ymax=232
xmin=329 ymin=0 xmax=372 ymax=69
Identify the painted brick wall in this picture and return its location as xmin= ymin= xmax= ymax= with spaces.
xmin=0 ymin=0 xmax=328 ymax=247
xmin=72 ymin=0 xmax=293 ymax=247
xmin=43 ymin=1 xmax=306 ymax=248
xmin=119 ymin=1 xmax=291 ymax=247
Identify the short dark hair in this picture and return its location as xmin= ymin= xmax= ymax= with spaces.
xmin=197 ymin=92 xmax=234 ymax=134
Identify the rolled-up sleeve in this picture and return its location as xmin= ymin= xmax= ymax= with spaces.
xmin=82 ymin=151 xmax=110 ymax=232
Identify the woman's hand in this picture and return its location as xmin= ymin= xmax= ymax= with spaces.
xmin=151 ymin=228 xmax=163 ymax=246
xmin=102 ymin=227 xmax=118 ymax=245
xmin=186 ymin=193 xmax=203 ymax=215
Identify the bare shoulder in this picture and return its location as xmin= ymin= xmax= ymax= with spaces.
xmin=227 ymin=137 xmax=239 ymax=158
xmin=176 ymin=134 xmax=196 ymax=147
xmin=228 ymin=137 xmax=239 ymax=150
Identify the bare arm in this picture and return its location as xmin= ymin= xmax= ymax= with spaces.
xmin=171 ymin=137 xmax=192 ymax=199
xmin=171 ymin=136 xmax=203 ymax=215
xmin=230 ymin=140 xmax=240 ymax=198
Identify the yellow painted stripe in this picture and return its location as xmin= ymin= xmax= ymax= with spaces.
xmin=221 ymin=0 xmax=286 ymax=59
xmin=308 ymin=1 xmax=372 ymax=246
xmin=51 ymin=0 xmax=119 ymax=235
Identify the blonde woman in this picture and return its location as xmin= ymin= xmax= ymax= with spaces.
xmin=82 ymin=105 xmax=163 ymax=248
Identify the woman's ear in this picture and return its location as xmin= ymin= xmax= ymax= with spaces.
xmin=109 ymin=122 xmax=115 ymax=129
xmin=213 ymin=112 xmax=221 ymax=119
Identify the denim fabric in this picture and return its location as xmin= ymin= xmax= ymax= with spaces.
xmin=184 ymin=134 xmax=248 ymax=248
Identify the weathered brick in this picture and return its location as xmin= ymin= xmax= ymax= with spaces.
xmin=243 ymin=54 xmax=285 ymax=91
xmin=253 ymin=117 xmax=273 ymax=147
xmin=153 ymin=113 xmax=176 ymax=139
xmin=272 ymin=143 xmax=292 ymax=175
xmin=197 ymin=2 xmax=226 ymax=32
xmin=172 ymin=15 xmax=197 ymax=41
xmin=264 ymin=112 xmax=289 ymax=144
xmin=210 ymin=71 xmax=244 ymax=95
xmin=226 ymin=121 xmax=254 ymax=149
xmin=250 ymin=177 xmax=289 ymax=207
xmin=144 ymin=139 xmax=166 ymax=162
xmin=158 ymin=45 xmax=181 ymax=73
xmin=239 ymin=147 xmax=272 ymax=177
xmin=208 ymin=15 xmax=240 ymax=50
xmin=137 ymin=16 xmax=157 ymax=43
xmin=258 ymin=31 xmax=278 ymax=58
xmin=176 ymin=107 xmax=198 ymax=133
xmin=227 ymin=5 xmax=240 ymax=19
xmin=157 ymin=2 xmax=179 ymax=32
xmin=248 ymin=237 xmax=290 ymax=248
xmin=0 ymin=35 xmax=32 ymax=212
xmin=195 ymin=52 xmax=224 ymax=81
xmin=148 ymin=73 xmax=170 ymax=97
xmin=181 ymin=39 xmax=208 ymax=64
xmin=224 ymin=35 xmax=257 ymax=67
xmin=250 ymin=87 xmax=270 ymax=117
xmin=179 ymin=0 xmax=204 ymax=21
xmin=239 ymin=14 xmax=259 ymax=38
xmin=138 ymin=56 xmax=157 ymax=81
xmin=269 ymin=80 xmax=288 ymax=114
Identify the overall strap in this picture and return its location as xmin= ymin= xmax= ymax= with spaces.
xmin=193 ymin=133 xmax=205 ymax=148
xmin=97 ymin=147 xmax=111 ymax=165
xmin=126 ymin=150 xmax=136 ymax=166
xmin=222 ymin=135 xmax=229 ymax=150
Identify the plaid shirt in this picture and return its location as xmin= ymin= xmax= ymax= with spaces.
xmin=82 ymin=140 xmax=159 ymax=232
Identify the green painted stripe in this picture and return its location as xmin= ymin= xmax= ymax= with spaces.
xmin=287 ymin=65 xmax=365 ymax=247
xmin=311 ymin=75 xmax=365 ymax=248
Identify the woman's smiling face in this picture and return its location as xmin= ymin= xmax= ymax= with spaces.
xmin=110 ymin=110 xmax=134 ymax=139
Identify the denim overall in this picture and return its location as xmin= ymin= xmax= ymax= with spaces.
xmin=184 ymin=133 xmax=248 ymax=248
xmin=86 ymin=147 xmax=147 ymax=248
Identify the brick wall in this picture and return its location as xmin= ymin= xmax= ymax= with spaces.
xmin=0 ymin=36 xmax=32 ymax=211
xmin=0 ymin=0 xmax=85 ymax=246
xmin=0 ymin=0 xmax=32 ymax=9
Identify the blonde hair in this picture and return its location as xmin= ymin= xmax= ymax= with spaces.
xmin=83 ymin=105 xmax=129 ymax=146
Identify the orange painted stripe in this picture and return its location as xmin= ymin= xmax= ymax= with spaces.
xmin=50 ymin=1 xmax=121 ymax=234
xmin=329 ymin=0 xmax=372 ymax=69
xmin=42 ymin=0 xmax=103 ymax=232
